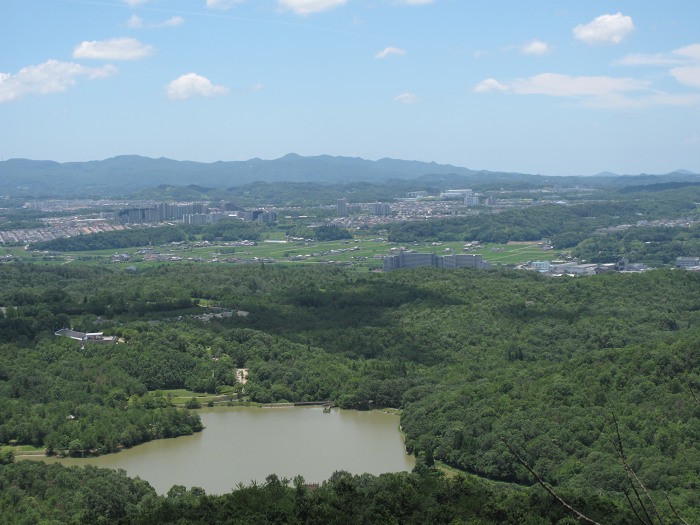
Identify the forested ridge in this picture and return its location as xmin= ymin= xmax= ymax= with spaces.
xmin=0 ymin=263 xmax=698 ymax=523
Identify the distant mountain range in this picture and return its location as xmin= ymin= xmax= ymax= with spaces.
xmin=593 ymin=169 xmax=697 ymax=177
xmin=0 ymin=154 xmax=697 ymax=198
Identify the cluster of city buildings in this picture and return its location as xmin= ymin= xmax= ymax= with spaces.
xmin=331 ymin=187 xmax=547 ymax=230
xmin=523 ymin=257 xmax=699 ymax=275
xmin=1 ymin=185 xmax=568 ymax=245
xmin=531 ymin=258 xmax=655 ymax=275
xmin=117 ymin=202 xmax=209 ymax=224
xmin=526 ymin=260 xmax=619 ymax=275
xmin=436 ymin=189 xmax=494 ymax=207
xmin=115 ymin=202 xmax=277 ymax=226
xmin=337 ymin=199 xmax=392 ymax=218
xmin=0 ymin=220 xmax=127 ymax=244
xmin=116 ymin=202 xmax=207 ymax=223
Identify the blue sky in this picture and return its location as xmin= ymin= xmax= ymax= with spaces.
xmin=2 ymin=0 xmax=699 ymax=175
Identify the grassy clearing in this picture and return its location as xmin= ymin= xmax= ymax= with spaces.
xmin=1 ymin=444 xmax=46 ymax=456
xmin=435 ymin=461 xmax=462 ymax=479
xmin=156 ymin=388 xmax=237 ymax=406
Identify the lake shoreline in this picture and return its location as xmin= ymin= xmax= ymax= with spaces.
xmin=19 ymin=405 xmax=415 ymax=495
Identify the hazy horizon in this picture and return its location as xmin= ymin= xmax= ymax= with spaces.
xmin=3 ymin=1 xmax=700 ymax=176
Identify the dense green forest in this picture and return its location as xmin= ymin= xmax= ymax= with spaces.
xmin=573 ymin=224 xmax=700 ymax=264
xmin=0 ymin=459 xmax=636 ymax=524
xmin=0 ymin=333 xmax=204 ymax=456
xmin=0 ymin=263 xmax=698 ymax=522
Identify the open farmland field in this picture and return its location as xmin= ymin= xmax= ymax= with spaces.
xmin=2 ymin=236 xmax=562 ymax=270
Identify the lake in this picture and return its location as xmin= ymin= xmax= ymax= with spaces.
xmin=27 ymin=406 xmax=415 ymax=494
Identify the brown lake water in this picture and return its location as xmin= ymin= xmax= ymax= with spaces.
xmin=26 ymin=406 xmax=415 ymax=494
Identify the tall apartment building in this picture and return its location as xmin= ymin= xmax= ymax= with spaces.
xmin=383 ymin=252 xmax=437 ymax=271
xmin=406 ymin=191 xmax=428 ymax=199
xmin=437 ymin=254 xmax=488 ymax=269
xmin=465 ymin=195 xmax=480 ymax=207
xmin=371 ymin=203 xmax=391 ymax=216
xmin=118 ymin=207 xmax=159 ymax=224
xmin=336 ymin=198 xmax=348 ymax=217
xmin=257 ymin=211 xmax=277 ymax=224
xmin=383 ymin=252 xmax=490 ymax=271
xmin=183 ymin=214 xmax=208 ymax=225
xmin=119 ymin=202 xmax=210 ymax=224
xmin=156 ymin=202 xmax=207 ymax=221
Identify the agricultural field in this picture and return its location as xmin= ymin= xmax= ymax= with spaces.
xmin=1 ymin=236 xmax=562 ymax=271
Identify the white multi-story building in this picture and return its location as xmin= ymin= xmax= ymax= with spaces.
xmin=383 ymin=252 xmax=490 ymax=271
xmin=530 ymin=261 xmax=550 ymax=272
xmin=465 ymin=195 xmax=480 ymax=207
xmin=441 ymin=189 xmax=473 ymax=199
xmin=676 ymin=256 xmax=700 ymax=268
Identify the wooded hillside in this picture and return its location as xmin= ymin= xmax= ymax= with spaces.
xmin=0 ymin=263 xmax=698 ymax=522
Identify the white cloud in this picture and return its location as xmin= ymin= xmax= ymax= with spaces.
xmin=124 ymin=0 xmax=149 ymax=5
xmin=74 ymin=37 xmax=154 ymax=60
xmin=473 ymin=78 xmax=508 ymax=93
xmin=618 ymin=44 xmax=700 ymax=67
xmin=616 ymin=43 xmax=700 ymax=90
xmin=573 ymin=13 xmax=634 ymax=45
xmin=375 ymin=47 xmax=406 ymax=59
xmin=166 ymin=73 xmax=229 ymax=100
xmin=473 ymin=72 xmax=700 ymax=108
xmin=206 ymin=0 xmax=244 ymax=9
xmin=0 ymin=59 xmax=117 ymax=103
xmin=520 ymin=40 xmax=550 ymax=56
xmin=277 ymin=0 xmax=347 ymax=15
xmin=617 ymin=53 xmax=684 ymax=67
xmin=162 ymin=16 xmax=185 ymax=27
xmin=473 ymin=73 xmax=644 ymax=98
xmin=394 ymin=92 xmax=419 ymax=104
xmin=127 ymin=15 xmax=144 ymax=28
xmin=675 ymin=44 xmax=700 ymax=61
xmin=508 ymin=73 xmax=647 ymax=97
xmin=128 ymin=15 xmax=184 ymax=28
xmin=671 ymin=66 xmax=700 ymax=88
